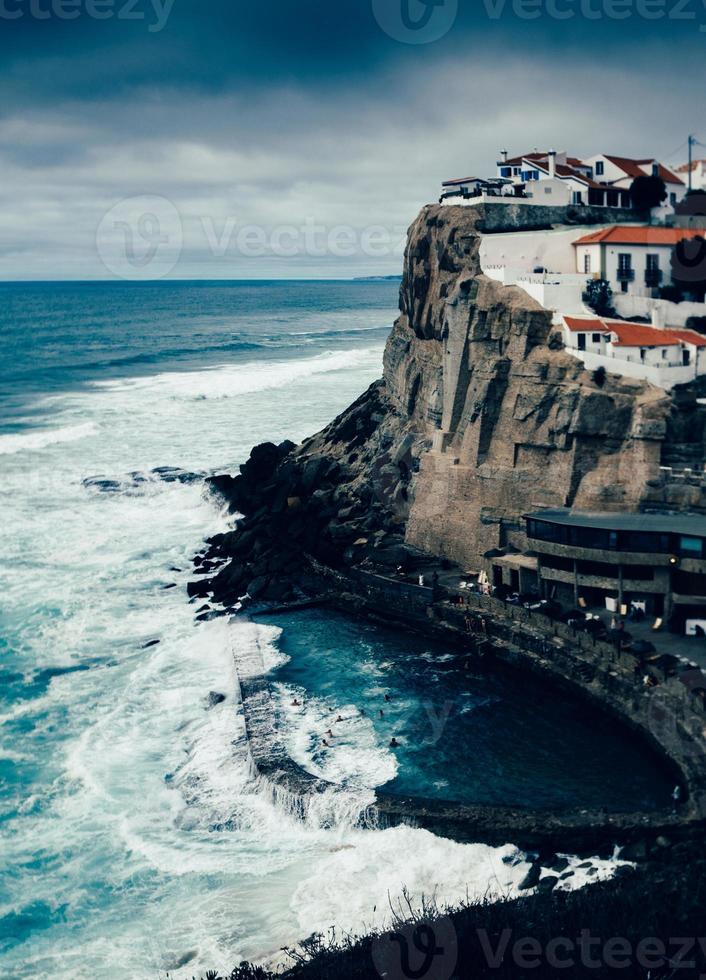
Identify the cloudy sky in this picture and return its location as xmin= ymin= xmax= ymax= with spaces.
xmin=2 ymin=0 xmax=705 ymax=279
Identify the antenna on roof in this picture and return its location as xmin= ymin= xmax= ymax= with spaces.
xmin=688 ymin=134 xmax=695 ymax=192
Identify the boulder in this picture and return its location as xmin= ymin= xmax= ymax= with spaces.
xmin=518 ymin=863 xmax=542 ymax=891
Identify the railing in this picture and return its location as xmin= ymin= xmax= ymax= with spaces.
xmin=617 ymin=267 xmax=635 ymax=281
xmin=645 ymin=269 xmax=663 ymax=287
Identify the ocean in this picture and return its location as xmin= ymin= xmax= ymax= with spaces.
xmin=0 ymin=281 xmax=666 ymax=979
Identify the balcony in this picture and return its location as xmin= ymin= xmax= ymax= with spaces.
xmin=616 ymin=267 xmax=635 ymax=282
xmin=645 ymin=269 xmax=663 ymax=287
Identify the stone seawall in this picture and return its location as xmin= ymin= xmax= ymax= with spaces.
xmin=243 ymin=558 xmax=706 ymax=851
xmin=471 ymin=202 xmax=647 ymax=234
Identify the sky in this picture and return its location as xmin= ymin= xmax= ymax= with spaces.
xmin=1 ymin=0 xmax=705 ymax=279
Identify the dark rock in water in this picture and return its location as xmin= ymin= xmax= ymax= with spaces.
xmin=577 ymin=861 xmax=593 ymax=869
xmin=206 ymin=440 xmax=296 ymax=514
xmin=246 ymin=575 xmax=269 ymax=599
xmin=169 ymin=566 xmax=182 ymax=573
xmin=161 ymin=583 xmax=177 ymax=590
xmin=501 ymin=850 xmax=524 ymax=867
xmin=207 ymin=691 xmax=226 ymax=707
xmin=164 ymin=950 xmax=198 ymax=970
xmin=151 ymin=466 xmax=204 ymax=485
xmin=518 ymin=863 xmax=542 ymax=890
xmin=142 ymin=639 xmax=160 ymax=649
xmin=196 ymin=604 xmax=211 ymax=614
xmin=614 ymin=865 xmax=635 ymax=878
xmin=547 ymin=856 xmax=570 ymax=873
xmin=537 ymin=875 xmax=559 ymax=894
xmin=187 ymin=579 xmax=211 ymax=599
xmin=559 ymin=870 xmax=575 ymax=880
xmin=83 ymin=477 xmax=122 ymax=493
xmin=620 ymin=839 xmax=647 ymax=862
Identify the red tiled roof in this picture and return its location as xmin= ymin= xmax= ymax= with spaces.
xmin=669 ymin=329 xmax=706 ymax=347
xmin=606 ymin=322 xmax=684 ymax=347
xmin=500 ymin=152 xmax=585 ymax=169
xmin=603 ymin=155 xmax=684 ymax=186
xmin=573 ymin=226 xmax=706 ymax=246
xmin=564 ymin=316 xmax=605 ymax=332
xmin=563 ymin=316 xmax=706 ymax=348
xmin=675 ymin=159 xmax=706 ymax=173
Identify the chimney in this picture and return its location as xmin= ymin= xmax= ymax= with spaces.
xmin=548 ymin=148 xmax=556 ymax=179
xmin=500 ymin=149 xmax=508 ymax=163
xmin=651 ymin=306 xmax=666 ymax=329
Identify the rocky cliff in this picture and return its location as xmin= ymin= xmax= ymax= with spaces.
xmin=197 ymin=204 xmax=706 ymax=604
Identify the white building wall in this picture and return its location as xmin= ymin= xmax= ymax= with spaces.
xmin=518 ymin=276 xmax=587 ymax=322
xmin=605 ymin=339 xmax=682 ymax=367
xmin=575 ymin=243 xmax=602 ymax=277
xmin=562 ymin=326 xmax=608 ymax=354
xmin=612 ymin=293 xmax=706 ymax=326
xmin=564 ymin=348 xmax=697 ymax=389
xmin=601 ymin=243 xmax=673 ymax=296
xmin=480 ymin=226 xmax=609 ymax=276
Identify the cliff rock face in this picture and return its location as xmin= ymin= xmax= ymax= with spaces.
xmin=386 ymin=205 xmax=672 ymax=567
xmin=201 ymin=204 xmax=706 ymax=602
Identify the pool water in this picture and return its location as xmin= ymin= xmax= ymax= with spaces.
xmin=267 ymin=608 xmax=672 ymax=812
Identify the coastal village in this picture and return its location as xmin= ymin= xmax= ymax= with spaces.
xmin=433 ymin=147 xmax=706 ymax=657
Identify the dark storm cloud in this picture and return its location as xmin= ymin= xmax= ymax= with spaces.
xmin=0 ymin=0 xmax=704 ymax=277
xmin=1 ymin=0 xmax=705 ymax=103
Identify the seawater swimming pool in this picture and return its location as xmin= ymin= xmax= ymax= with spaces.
xmin=266 ymin=607 xmax=673 ymax=812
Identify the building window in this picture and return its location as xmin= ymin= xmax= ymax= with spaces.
xmin=595 ymin=160 xmax=604 ymax=176
xmin=670 ymin=192 xmax=677 ymax=206
xmin=513 ymin=167 xmax=521 ymax=176
xmin=652 ymin=162 xmax=659 ymax=177
xmin=583 ymin=253 xmax=591 ymax=273
xmin=617 ymin=253 xmax=633 ymax=275
xmin=662 ymin=349 xmax=668 ymax=359
xmin=572 ymin=191 xmax=583 ymax=204
xmin=592 ymin=333 xmax=602 ymax=343
xmin=500 ymin=167 xmax=511 ymax=177
xmin=679 ymin=536 xmax=704 ymax=559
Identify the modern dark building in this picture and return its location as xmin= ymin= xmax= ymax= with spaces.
xmin=524 ymin=508 xmax=706 ymax=632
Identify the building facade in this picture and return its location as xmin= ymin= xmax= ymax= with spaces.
xmin=573 ymin=225 xmax=706 ymax=297
xmin=525 ymin=508 xmax=706 ymax=633
xmin=562 ymin=315 xmax=706 ymax=389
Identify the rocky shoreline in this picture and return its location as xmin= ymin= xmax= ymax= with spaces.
xmin=188 ymin=202 xmax=706 ymax=974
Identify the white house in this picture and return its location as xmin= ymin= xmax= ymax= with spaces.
xmin=573 ymin=225 xmax=706 ymax=297
xmin=562 ymin=315 xmax=706 ymax=389
xmin=492 ymin=150 xmax=685 ymax=213
xmin=582 ymin=154 xmax=686 ymax=218
xmin=495 ymin=150 xmax=619 ymax=207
